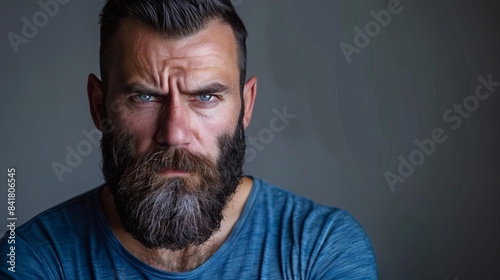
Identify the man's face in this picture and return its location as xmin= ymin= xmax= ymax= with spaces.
xmin=92 ymin=18 xmax=254 ymax=250
xmin=105 ymin=18 xmax=242 ymax=158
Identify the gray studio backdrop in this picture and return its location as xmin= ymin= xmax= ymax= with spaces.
xmin=1 ymin=0 xmax=499 ymax=279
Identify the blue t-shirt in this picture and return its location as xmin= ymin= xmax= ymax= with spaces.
xmin=0 ymin=177 xmax=377 ymax=279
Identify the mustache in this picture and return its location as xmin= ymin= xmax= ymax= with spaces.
xmin=136 ymin=148 xmax=215 ymax=173
xmin=113 ymin=141 xmax=220 ymax=189
xmin=107 ymin=132 xmax=216 ymax=174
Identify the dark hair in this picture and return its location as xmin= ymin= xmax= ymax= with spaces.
xmin=99 ymin=0 xmax=248 ymax=93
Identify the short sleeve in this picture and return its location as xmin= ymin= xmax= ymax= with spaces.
xmin=309 ymin=210 xmax=378 ymax=279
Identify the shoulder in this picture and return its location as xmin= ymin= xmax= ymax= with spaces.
xmin=252 ymin=178 xmax=378 ymax=279
xmin=256 ymin=178 xmax=370 ymax=238
xmin=16 ymin=186 xmax=102 ymax=237
xmin=0 ymin=186 xmax=103 ymax=279
xmin=253 ymin=177 xmax=349 ymax=223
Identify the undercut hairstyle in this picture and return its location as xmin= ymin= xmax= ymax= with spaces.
xmin=99 ymin=0 xmax=248 ymax=94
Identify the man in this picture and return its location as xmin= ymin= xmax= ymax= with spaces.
xmin=1 ymin=0 xmax=377 ymax=278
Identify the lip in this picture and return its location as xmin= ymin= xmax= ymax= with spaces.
xmin=159 ymin=169 xmax=190 ymax=177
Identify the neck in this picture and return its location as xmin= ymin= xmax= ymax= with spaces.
xmin=100 ymin=176 xmax=253 ymax=272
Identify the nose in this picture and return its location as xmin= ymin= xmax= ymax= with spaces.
xmin=155 ymin=94 xmax=192 ymax=148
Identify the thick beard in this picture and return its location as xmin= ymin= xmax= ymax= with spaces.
xmin=100 ymin=118 xmax=246 ymax=250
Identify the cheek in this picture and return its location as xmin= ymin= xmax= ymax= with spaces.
xmin=108 ymin=108 xmax=160 ymax=154
xmin=193 ymin=109 xmax=239 ymax=159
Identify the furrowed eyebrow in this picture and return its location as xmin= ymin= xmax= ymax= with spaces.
xmin=187 ymin=82 xmax=230 ymax=95
xmin=121 ymin=82 xmax=230 ymax=96
xmin=122 ymin=84 xmax=161 ymax=96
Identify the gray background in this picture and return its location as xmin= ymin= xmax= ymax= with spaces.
xmin=1 ymin=0 xmax=499 ymax=279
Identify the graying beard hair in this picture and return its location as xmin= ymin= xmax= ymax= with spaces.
xmin=100 ymin=110 xmax=246 ymax=250
xmin=107 ymin=132 xmax=228 ymax=250
xmin=128 ymin=180 xmax=219 ymax=247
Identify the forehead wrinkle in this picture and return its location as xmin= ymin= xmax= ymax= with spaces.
xmin=155 ymin=45 xmax=233 ymax=91
xmin=156 ymin=20 xmax=238 ymax=81
xmin=124 ymin=32 xmax=162 ymax=86
xmin=118 ymin=21 xmax=165 ymax=88
xmin=114 ymin=18 xmax=239 ymax=92
xmin=128 ymin=51 xmax=159 ymax=87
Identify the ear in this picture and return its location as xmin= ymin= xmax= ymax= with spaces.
xmin=87 ymin=74 xmax=104 ymax=131
xmin=242 ymin=76 xmax=257 ymax=128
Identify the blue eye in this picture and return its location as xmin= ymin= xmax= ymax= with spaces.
xmin=137 ymin=94 xmax=155 ymax=102
xmin=198 ymin=94 xmax=213 ymax=102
